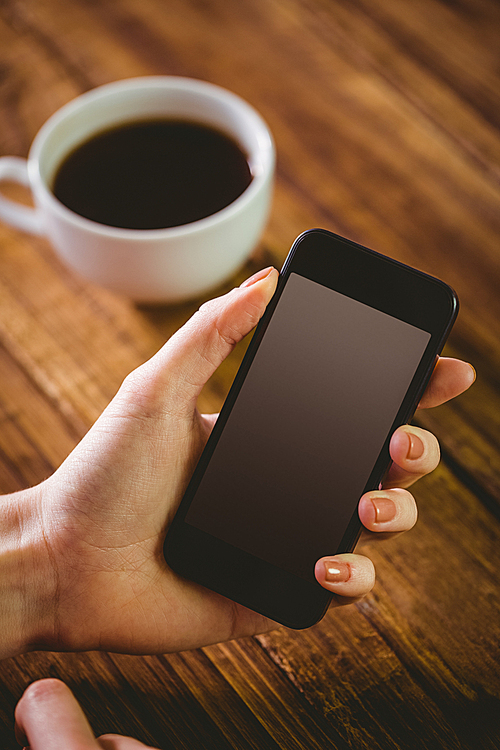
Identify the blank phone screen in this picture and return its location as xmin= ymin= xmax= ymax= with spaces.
xmin=185 ymin=273 xmax=431 ymax=580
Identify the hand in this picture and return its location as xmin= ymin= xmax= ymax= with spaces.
xmin=5 ymin=267 xmax=475 ymax=658
xmin=15 ymin=679 xmax=155 ymax=749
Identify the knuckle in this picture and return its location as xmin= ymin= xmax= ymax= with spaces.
xmin=212 ymin=316 xmax=240 ymax=348
xmin=197 ymin=294 xmax=241 ymax=349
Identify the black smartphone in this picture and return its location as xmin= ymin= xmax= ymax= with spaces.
xmin=164 ymin=229 xmax=458 ymax=629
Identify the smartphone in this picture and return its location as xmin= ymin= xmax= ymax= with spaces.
xmin=164 ymin=229 xmax=458 ymax=629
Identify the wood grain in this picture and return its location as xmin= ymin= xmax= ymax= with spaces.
xmin=0 ymin=0 xmax=498 ymax=748
xmin=258 ymin=462 xmax=500 ymax=749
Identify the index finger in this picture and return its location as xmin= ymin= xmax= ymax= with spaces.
xmin=417 ymin=357 xmax=475 ymax=410
xmin=15 ymin=679 xmax=98 ymax=750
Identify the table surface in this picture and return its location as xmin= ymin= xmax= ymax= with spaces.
xmin=0 ymin=0 xmax=499 ymax=748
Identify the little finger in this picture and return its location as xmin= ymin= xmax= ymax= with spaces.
xmin=314 ymin=553 xmax=375 ymax=604
xmin=384 ymin=425 xmax=440 ymax=489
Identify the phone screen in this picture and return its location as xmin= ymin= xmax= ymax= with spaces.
xmin=185 ymin=272 xmax=431 ymax=581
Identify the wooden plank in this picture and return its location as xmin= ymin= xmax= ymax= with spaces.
xmin=0 ymin=1 xmax=498 ymax=747
xmin=1 ymin=0 xmax=499 ymax=369
xmin=0 ymin=345 xmax=77 ymax=488
xmin=154 ymin=649 xmax=285 ymax=749
xmin=0 ymin=5 xmax=81 ymax=155
xmin=416 ymin=342 xmax=500 ymax=509
xmin=0 ymin=0 xmax=496 ymax=511
xmin=343 ymin=0 xmax=500 ymax=138
xmin=2 ymin=0 xmax=499 ymax=365
xmin=0 ymin=233 xmax=139 ymax=431
xmin=296 ymin=0 xmax=500 ymax=175
xmin=0 ymin=646 xmax=347 ymax=749
xmin=204 ymin=639 xmax=350 ymax=749
xmin=0 ymin=221 xmax=266 ymax=429
xmin=0 ymin=650 xmax=206 ymax=749
xmin=256 ymin=462 xmax=500 ymax=749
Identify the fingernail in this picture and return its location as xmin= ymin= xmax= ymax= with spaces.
xmin=468 ymin=363 xmax=477 ymax=384
xmin=371 ymin=495 xmax=397 ymax=523
xmin=323 ymin=559 xmax=351 ymax=583
xmin=407 ymin=431 xmax=425 ymax=460
xmin=239 ymin=267 xmax=274 ymax=288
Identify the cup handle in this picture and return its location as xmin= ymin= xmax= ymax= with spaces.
xmin=0 ymin=156 xmax=44 ymax=235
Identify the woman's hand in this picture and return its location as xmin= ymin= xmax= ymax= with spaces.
xmin=4 ymin=267 xmax=475 ymax=659
xmin=15 ymin=679 xmax=156 ymax=749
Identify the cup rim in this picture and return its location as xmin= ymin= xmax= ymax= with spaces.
xmin=28 ymin=76 xmax=275 ymax=238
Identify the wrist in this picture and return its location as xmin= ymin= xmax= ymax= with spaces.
xmin=0 ymin=484 xmax=57 ymax=659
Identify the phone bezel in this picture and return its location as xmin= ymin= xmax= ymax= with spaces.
xmin=164 ymin=229 xmax=458 ymax=629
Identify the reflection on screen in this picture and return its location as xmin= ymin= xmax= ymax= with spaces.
xmin=186 ymin=273 xmax=431 ymax=580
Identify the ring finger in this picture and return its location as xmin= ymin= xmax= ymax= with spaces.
xmin=384 ymin=424 xmax=440 ymax=489
xmin=314 ymin=553 xmax=375 ymax=605
xmin=358 ymin=487 xmax=418 ymax=541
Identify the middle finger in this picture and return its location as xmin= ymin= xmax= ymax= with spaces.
xmin=384 ymin=424 xmax=440 ymax=489
xmin=358 ymin=487 xmax=418 ymax=540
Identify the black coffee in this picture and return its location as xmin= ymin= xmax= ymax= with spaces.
xmin=52 ymin=119 xmax=253 ymax=229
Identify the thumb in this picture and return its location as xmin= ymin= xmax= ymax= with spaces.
xmin=134 ymin=267 xmax=278 ymax=415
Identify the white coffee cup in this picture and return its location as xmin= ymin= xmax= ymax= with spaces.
xmin=0 ymin=76 xmax=275 ymax=303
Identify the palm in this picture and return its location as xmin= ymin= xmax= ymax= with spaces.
xmin=42 ymin=395 xmax=271 ymax=654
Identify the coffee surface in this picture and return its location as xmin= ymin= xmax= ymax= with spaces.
xmin=52 ymin=119 xmax=253 ymax=229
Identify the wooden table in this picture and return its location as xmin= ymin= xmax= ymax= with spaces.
xmin=0 ymin=0 xmax=499 ymax=747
